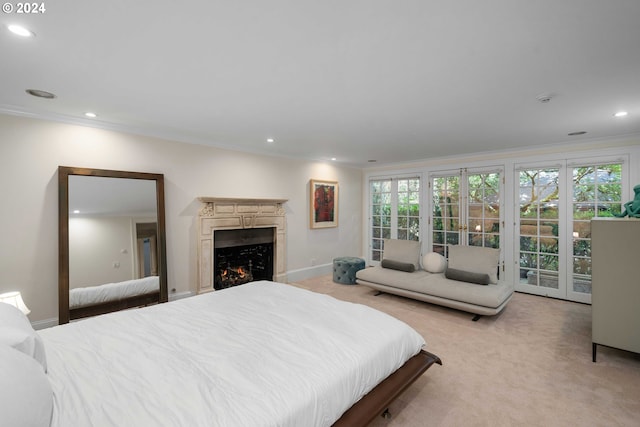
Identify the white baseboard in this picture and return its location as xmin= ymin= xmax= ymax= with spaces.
xmin=169 ymin=291 xmax=194 ymax=301
xmin=286 ymin=263 xmax=333 ymax=283
xmin=32 ymin=318 xmax=59 ymax=330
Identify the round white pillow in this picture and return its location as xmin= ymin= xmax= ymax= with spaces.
xmin=0 ymin=345 xmax=53 ymax=427
xmin=422 ymin=252 xmax=447 ymax=273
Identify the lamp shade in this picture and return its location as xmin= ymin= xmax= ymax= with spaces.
xmin=0 ymin=291 xmax=30 ymax=315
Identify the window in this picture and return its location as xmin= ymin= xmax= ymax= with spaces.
xmin=515 ymin=159 xmax=626 ymax=303
xmin=517 ymin=168 xmax=561 ymax=291
xmin=570 ymin=163 xmax=623 ymax=294
xmin=369 ymin=177 xmax=420 ymax=262
xmin=431 ymin=169 xmax=502 ymax=258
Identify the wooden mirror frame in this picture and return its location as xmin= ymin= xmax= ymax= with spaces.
xmin=58 ymin=166 xmax=168 ymax=324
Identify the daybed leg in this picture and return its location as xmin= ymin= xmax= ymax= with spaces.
xmin=374 ymin=291 xmax=384 ymax=296
xmin=381 ymin=408 xmax=391 ymax=419
xmin=472 ymin=314 xmax=481 ymax=321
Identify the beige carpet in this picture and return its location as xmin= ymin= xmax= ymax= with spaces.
xmin=292 ymin=275 xmax=640 ymax=427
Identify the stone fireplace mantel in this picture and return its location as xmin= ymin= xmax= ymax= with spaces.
xmin=197 ymin=197 xmax=288 ymax=293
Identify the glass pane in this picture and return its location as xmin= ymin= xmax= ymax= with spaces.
xmin=573 ymin=276 xmax=591 ymax=294
xmin=573 ymin=239 xmax=590 ymax=257
xmin=538 ymin=271 xmax=559 ymax=289
xmin=520 ymin=252 xmax=538 ymax=269
xmin=520 ymin=222 xmax=539 ymax=236
xmin=540 ymin=254 xmax=559 ymax=271
xmin=540 ymin=237 xmax=558 ymax=254
xmin=570 ymin=162 xmax=623 ymax=296
xmin=486 ymin=234 xmax=499 ymax=249
xmin=518 ymin=168 xmax=560 ymax=289
xmin=573 ymin=257 xmax=591 ymax=275
xmin=432 ymin=244 xmax=445 ymax=256
xmin=541 ymin=220 xmax=559 ymax=237
xmin=445 ymin=219 xmax=459 ymax=231
xmin=520 ymin=236 xmax=538 ymax=252
xmin=446 ymin=233 xmax=459 ymax=245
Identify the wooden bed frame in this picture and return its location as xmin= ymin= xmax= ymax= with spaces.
xmin=69 ymin=291 xmax=160 ymax=321
xmin=333 ymin=349 xmax=442 ymax=426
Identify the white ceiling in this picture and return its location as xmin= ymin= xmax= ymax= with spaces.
xmin=2 ymin=1 xmax=639 ymax=167
xmin=69 ymin=175 xmax=157 ymax=216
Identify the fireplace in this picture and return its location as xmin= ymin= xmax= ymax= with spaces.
xmin=214 ymin=228 xmax=274 ymax=289
xmin=197 ymin=197 xmax=287 ymax=294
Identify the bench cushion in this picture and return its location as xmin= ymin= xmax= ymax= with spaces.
xmin=356 ymin=266 xmax=512 ymax=309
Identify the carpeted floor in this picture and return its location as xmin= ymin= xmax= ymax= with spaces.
xmin=292 ymin=275 xmax=640 ymax=427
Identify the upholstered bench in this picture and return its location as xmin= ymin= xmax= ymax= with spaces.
xmin=355 ymin=239 xmax=514 ymax=320
xmin=333 ymin=257 xmax=366 ymax=285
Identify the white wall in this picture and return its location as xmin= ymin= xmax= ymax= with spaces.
xmin=0 ymin=114 xmax=363 ymax=322
xmin=69 ymin=216 xmax=136 ymax=288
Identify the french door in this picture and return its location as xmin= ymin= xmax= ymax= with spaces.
xmin=369 ymin=176 xmax=420 ymax=262
xmin=516 ymin=167 xmax=564 ymax=299
xmin=431 ymin=168 xmax=503 ymax=258
xmin=516 ymin=160 xmax=624 ymax=303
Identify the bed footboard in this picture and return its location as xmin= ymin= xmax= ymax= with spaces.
xmin=332 ymin=349 xmax=442 ymax=427
xmin=69 ymin=291 xmax=160 ymax=320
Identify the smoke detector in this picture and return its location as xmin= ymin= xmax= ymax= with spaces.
xmin=536 ymin=93 xmax=554 ymax=103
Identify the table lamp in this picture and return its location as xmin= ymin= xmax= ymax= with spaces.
xmin=0 ymin=291 xmax=31 ymax=315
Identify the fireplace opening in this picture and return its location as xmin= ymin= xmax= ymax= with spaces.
xmin=213 ymin=227 xmax=274 ymax=290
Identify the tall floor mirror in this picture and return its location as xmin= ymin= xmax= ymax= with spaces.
xmin=58 ymin=166 xmax=168 ymax=324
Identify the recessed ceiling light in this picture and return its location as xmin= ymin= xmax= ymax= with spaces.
xmin=266 ymin=138 xmax=275 ymax=143
xmin=7 ymin=24 xmax=35 ymax=37
xmin=568 ymin=131 xmax=587 ymax=136
xmin=25 ymin=89 xmax=56 ymax=99
xmin=331 ymin=157 xmax=337 ymax=161
xmin=73 ymin=210 xmax=80 ymax=214
xmin=85 ymin=112 xmax=97 ymax=118
xmin=614 ymin=111 xmax=628 ymax=118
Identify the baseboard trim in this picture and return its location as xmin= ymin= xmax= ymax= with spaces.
xmin=32 ymin=318 xmax=58 ymax=330
xmin=169 ymin=291 xmax=193 ymax=301
xmin=286 ymin=263 xmax=333 ymax=282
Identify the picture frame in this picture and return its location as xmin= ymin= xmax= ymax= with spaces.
xmin=309 ymin=179 xmax=338 ymax=229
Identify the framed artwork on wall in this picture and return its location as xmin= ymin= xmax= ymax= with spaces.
xmin=310 ymin=179 xmax=338 ymax=229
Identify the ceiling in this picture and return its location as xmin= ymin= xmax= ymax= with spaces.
xmin=69 ymin=175 xmax=157 ymax=216
xmin=2 ymin=1 xmax=639 ymax=167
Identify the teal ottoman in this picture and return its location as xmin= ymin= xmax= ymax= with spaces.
xmin=333 ymin=257 xmax=365 ymax=285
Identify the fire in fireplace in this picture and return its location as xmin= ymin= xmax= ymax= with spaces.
xmin=214 ymin=227 xmax=274 ymax=290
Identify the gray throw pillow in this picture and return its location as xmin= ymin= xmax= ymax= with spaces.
xmin=447 ymin=245 xmax=500 ymax=284
xmin=445 ymin=268 xmax=491 ymax=285
xmin=383 ymin=239 xmax=421 ymax=270
xmin=381 ymin=259 xmax=416 ymax=272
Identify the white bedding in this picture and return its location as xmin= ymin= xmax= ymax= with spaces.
xmin=39 ymin=281 xmax=425 ymax=427
xmin=69 ymin=275 xmax=160 ymax=309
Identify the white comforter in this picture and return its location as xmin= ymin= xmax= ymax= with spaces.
xmin=69 ymin=276 xmax=160 ymax=309
xmin=40 ymin=281 xmax=425 ymax=427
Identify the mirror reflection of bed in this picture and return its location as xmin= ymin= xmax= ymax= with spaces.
xmin=58 ymin=167 xmax=168 ymax=323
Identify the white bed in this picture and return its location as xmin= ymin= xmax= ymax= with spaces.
xmin=69 ymin=275 xmax=160 ymax=309
xmin=2 ymin=281 xmax=440 ymax=427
